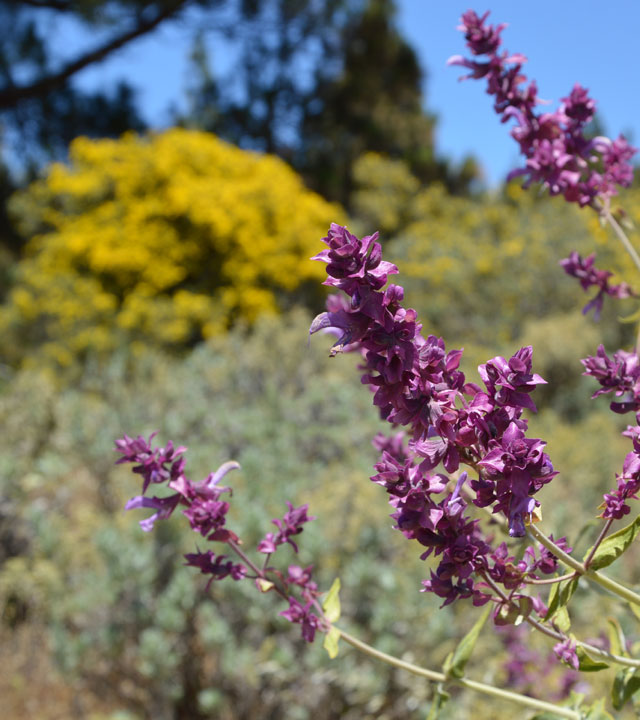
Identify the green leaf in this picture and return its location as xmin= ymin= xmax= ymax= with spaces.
xmin=618 ymin=306 xmax=640 ymax=324
xmin=322 ymin=626 xmax=340 ymax=659
xmin=545 ymin=576 xmax=578 ymax=622
xmin=494 ymin=595 xmax=533 ymax=626
xmin=630 ymin=601 xmax=640 ymax=623
xmin=552 ymin=606 xmax=571 ymax=634
xmin=576 ymin=647 xmax=609 ymax=672
xmin=426 ymin=683 xmax=450 ymax=720
xmin=529 ymin=714 xmax=567 ymax=720
xmin=256 ymin=578 xmax=274 ymax=593
xmin=444 ymin=604 xmax=491 ymax=679
xmin=322 ymin=577 xmax=341 ymax=623
xmin=584 ymin=514 xmax=640 ymax=571
xmin=584 ymin=698 xmax=615 ymax=719
xmin=606 ymin=617 xmax=627 ymax=657
xmin=612 ymin=667 xmax=640 ymax=710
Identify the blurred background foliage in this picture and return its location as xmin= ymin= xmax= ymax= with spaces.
xmin=1 ymin=0 xmax=640 ymax=718
xmin=0 ymin=128 xmax=342 ymax=370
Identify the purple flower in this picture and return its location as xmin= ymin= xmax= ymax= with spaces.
xmin=118 ymin=433 xmax=240 ymax=536
xmin=537 ymin=535 xmax=572 ymax=575
xmin=279 ymin=597 xmax=322 ymax=642
xmin=450 ymin=10 xmax=636 ymax=206
xmin=553 ymin=638 xmax=579 ymax=670
xmin=184 ymin=550 xmax=246 ymax=589
xmin=560 ymin=251 xmax=634 ymax=319
xmin=477 ymin=422 xmax=556 ymax=537
xmin=582 ymin=345 xmax=640 ymax=413
xmin=115 ymin=432 xmax=186 ymax=494
xmin=600 ymin=446 xmax=640 ymax=519
xmin=311 ymin=223 xmax=398 ymax=294
xmin=479 ymin=347 xmax=546 ymax=413
xmin=258 ymin=502 xmax=315 ymax=554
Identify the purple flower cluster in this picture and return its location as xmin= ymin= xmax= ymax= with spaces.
xmin=560 ymin=251 xmax=634 ymax=319
xmin=582 ymin=348 xmax=640 ymax=518
xmin=582 ymin=345 xmax=640 ymax=414
xmin=449 ymin=11 xmax=636 ymax=207
xmin=117 ymin=434 xmax=323 ymax=641
xmin=553 ymin=638 xmax=579 ymax=671
xmin=311 ymin=224 xmax=560 ymax=608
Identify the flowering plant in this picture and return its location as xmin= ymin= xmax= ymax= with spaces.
xmin=118 ymin=10 xmax=640 ymax=719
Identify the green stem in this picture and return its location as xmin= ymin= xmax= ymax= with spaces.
xmin=482 ymin=571 xmax=640 ymax=669
xmin=584 ymin=518 xmax=614 ymax=569
xmin=527 ymin=524 xmax=585 ymax=573
xmin=526 ymin=572 xmax=576 ymax=586
xmin=603 ymin=209 xmax=640 ymax=276
xmin=590 ymin=569 xmax=640 ymax=607
xmin=335 ymin=627 xmax=581 ymax=720
xmin=528 ymin=524 xmax=640 ymax=607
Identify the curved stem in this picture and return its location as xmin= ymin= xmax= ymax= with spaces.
xmin=604 ymin=209 xmax=640 ymax=276
xmin=335 ymin=627 xmax=581 ymax=719
xmin=584 ymin=518 xmax=614 ymax=569
xmin=590 ymin=569 xmax=640 ymax=608
xmin=482 ymin=571 xmax=640 ymax=668
xmin=527 ymin=525 xmax=585 ymax=574
xmin=528 ymin=525 xmax=640 ymax=607
xmin=525 ymin=572 xmax=577 ymax=586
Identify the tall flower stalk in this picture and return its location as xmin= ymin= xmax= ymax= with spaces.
xmin=117 ymin=8 xmax=640 ymax=718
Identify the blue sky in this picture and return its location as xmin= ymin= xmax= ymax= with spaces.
xmin=49 ymin=1 xmax=640 ymax=187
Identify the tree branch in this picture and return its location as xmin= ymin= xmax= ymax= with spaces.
xmin=0 ymin=0 xmax=190 ymax=110
xmin=15 ymin=0 xmax=74 ymax=11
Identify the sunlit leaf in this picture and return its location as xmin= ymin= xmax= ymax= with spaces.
xmin=323 ymin=626 xmax=340 ymax=659
xmin=584 ymin=514 xmax=640 ymax=571
xmin=322 ymin=577 xmax=341 ymax=623
xmin=444 ymin=604 xmax=491 ymax=679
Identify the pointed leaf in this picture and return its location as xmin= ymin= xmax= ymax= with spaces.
xmin=323 ymin=626 xmax=340 ymax=659
xmin=256 ymin=578 xmax=275 ymax=593
xmin=606 ymin=617 xmax=627 ymax=658
xmin=576 ymin=647 xmax=609 ymax=672
xmin=584 ymin=514 xmax=640 ymax=571
xmin=584 ymin=698 xmax=615 ymax=719
xmin=494 ymin=595 xmax=533 ymax=626
xmin=630 ymin=601 xmax=640 ymax=623
xmin=552 ymin=606 xmax=571 ymax=634
xmin=322 ymin=577 xmax=341 ymax=623
xmin=445 ymin=604 xmax=491 ymax=679
xmin=618 ymin=306 xmax=640 ymax=324
xmin=426 ymin=684 xmax=450 ymax=720
xmin=545 ymin=576 xmax=578 ymax=621
xmin=612 ymin=667 xmax=640 ymax=710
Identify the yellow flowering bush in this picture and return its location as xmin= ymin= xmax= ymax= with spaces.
xmin=1 ymin=129 xmax=344 ymax=369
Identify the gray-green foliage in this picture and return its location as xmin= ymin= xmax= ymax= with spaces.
xmin=0 ymin=308 xmax=636 ymax=717
xmin=0 ymin=310 xmax=463 ymax=719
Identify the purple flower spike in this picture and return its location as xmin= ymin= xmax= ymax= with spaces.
xmin=312 ymin=224 xmax=555 ymax=601
xmin=450 ymin=10 xmax=636 ymax=206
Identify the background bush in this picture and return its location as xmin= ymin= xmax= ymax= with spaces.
xmin=0 ymin=129 xmax=343 ymax=371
